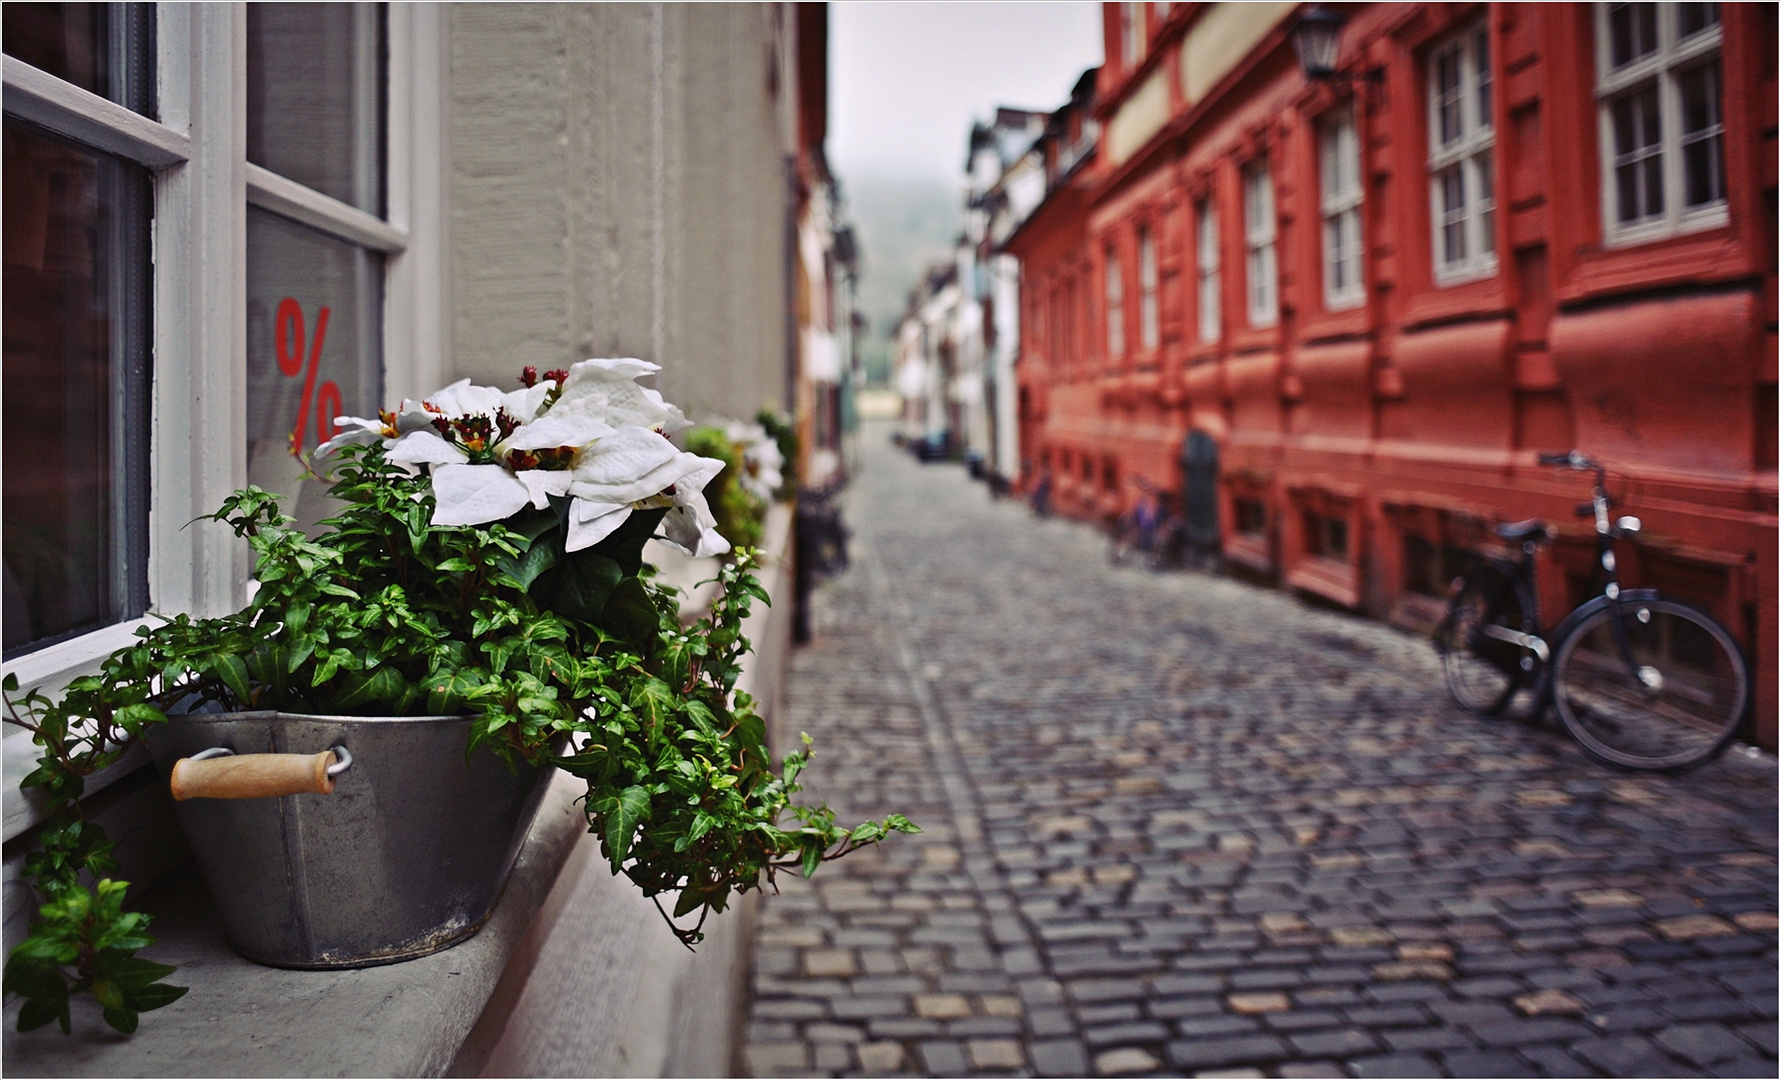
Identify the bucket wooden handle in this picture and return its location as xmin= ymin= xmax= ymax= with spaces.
xmin=170 ymin=751 xmax=338 ymax=801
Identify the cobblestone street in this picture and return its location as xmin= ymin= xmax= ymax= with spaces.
xmin=743 ymin=429 xmax=1778 ymax=1079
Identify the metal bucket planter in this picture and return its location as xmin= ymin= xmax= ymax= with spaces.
xmin=145 ymin=711 xmax=552 ymax=970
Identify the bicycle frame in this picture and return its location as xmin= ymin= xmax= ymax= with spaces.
xmin=1469 ymin=451 xmax=1657 ymax=711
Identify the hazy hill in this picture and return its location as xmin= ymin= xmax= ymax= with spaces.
xmin=838 ymin=170 xmax=962 ymax=383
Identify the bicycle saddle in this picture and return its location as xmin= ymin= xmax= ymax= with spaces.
xmin=1494 ymin=518 xmax=1551 ymax=542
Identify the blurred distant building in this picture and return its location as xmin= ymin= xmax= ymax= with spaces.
xmin=894 ymin=106 xmax=1052 ymax=479
xmin=1000 ymin=2 xmax=1778 ymax=747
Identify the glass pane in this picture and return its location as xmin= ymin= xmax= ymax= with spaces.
xmin=2 ymin=121 xmax=150 ymax=657
xmin=1 ymin=3 xmax=155 ymax=116
xmin=1609 ymin=2 xmax=1658 ymax=68
xmin=1680 ymin=61 xmax=1722 ymax=135
xmin=247 ymin=3 xmax=387 ymax=216
xmin=1436 ymin=47 xmax=1462 ymax=145
xmin=1677 ymin=2 xmax=1720 ymax=38
xmin=1642 ymin=153 xmax=1665 ymax=216
xmin=1476 ymin=153 xmax=1496 ymax=257
xmin=1475 ymin=29 xmax=1492 ymax=130
xmin=1683 ymin=135 xmax=1722 ymax=208
xmin=246 ymin=208 xmax=384 ymax=532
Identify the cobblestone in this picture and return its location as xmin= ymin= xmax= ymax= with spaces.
xmin=741 ymin=432 xmax=1779 ymax=1076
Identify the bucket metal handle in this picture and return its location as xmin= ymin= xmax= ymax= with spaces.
xmin=170 ymin=745 xmax=351 ymax=802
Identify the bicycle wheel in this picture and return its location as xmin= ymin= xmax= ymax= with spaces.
xmin=1437 ymin=574 xmax=1529 ymax=715
xmin=1553 ymin=598 xmax=1749 ymax=771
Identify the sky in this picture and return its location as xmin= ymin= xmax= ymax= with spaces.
xmin=831 ymin=2 xmax=1104 ymax=183
xmin=830 ymin=2 xmax=1103 ymax=369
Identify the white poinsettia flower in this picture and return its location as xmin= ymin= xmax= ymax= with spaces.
xmin=424 ymin=378 xmax=505 ymax=420
xmin=554 ymin=358 xmax=689 ymax=434
xmin=429 ymin=463 xmax=534 ymax=526
xmin=661 ymin=486 xmax=731 ymax=558
xmin=723 ymin=419 xmax=784 ymax=502
xmin=312 ymin=400 xmax=434 ymax=467
xmin=334 ymin=359 xmax=734 ymax=557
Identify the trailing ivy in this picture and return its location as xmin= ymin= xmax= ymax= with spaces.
xmin=4 ymin=443 xmax=914 ymax=1034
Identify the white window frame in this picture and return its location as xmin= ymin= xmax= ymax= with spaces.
xmin=1594 ymin=2 xmax=1727 ymax=246
xmin=1426 ymin=18 xmax=1497 ymax=285
xmin=1242 ymin=160 xmax=1278 ymax=327
xmin=2 ymin=5 xmax=446 ymax=833
xmin=1137 ymin=225 xmax=1159 ymax=351
xmin=1319 ymin=106 xmax=1365 ymax=310
xmin=1121 ymin=2 xmax=1145 ymax=71
xmin=1104 ymin=243 xmax=1126 ymax=358
xmin=1195 ymin=197 xmax=1221 ymax=343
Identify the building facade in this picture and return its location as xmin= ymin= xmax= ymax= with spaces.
xmin=3 ymin=2 xmax=834 ymax=1069
xmin=1005 ymin=2 xmax=1778 ymax=746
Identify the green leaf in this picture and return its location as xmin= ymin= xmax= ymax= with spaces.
xmin=800 ymin=841 xmax=822 ymax=878
xmin=93 ymin=954 xmax=179 ymax=988
xmin=682 ymin=699 xmax=719 ymax=738
xmin=496 ymin=537 xmax=559 ymax=591
xmin=631 ymin=679 xmax=676 ymax=747
xmin=328 ymin=665 xmax=407 ymax=712
xmin=672 ymin=883 xmax=711 ymax=919
xmin=210 ymin=652 xmax=252 ymax=705
xmin=603 ymin=786 xmax=651 ymax=870
xmin=425 ymin=670 xmax=482 ymax=716
xmin=111 ymin=703 xmax=167 ymax=734
xmin=17 ymin=992 xmax=71 ymax=1035
xmin=590 ymin=507 xmax=669 ymax=577
xmin=532 ymin=550 xmax=623 ymax=623
xmin=100 ymin=1006 xmax=140 ymax=1034
xmin=121 ymin=981 xmax=189 ymax=1012
xmin=599 ymin=576 xmax=661 ymax=652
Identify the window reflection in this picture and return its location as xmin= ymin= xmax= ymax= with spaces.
xmin=1 ymin=3 xmax=156 ymax=116
xmin=245 ymin=208 xmax=384 ymax=533
xmin=246 ymin=3 xmax=387 ymax=216
xmin=2 ymin=121 xmax=150 ymax=657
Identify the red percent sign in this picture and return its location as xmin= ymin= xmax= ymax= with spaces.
xmin=275 ymin=297 xmax=342 ymax=455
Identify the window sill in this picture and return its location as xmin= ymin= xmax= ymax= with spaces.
xmin=1286 ymin=555 xmax=1362 ymax=609
xmin=1557 ymin=224 xmax=1756 ymax=305
xmin=3 ymin=767 xmax=589 ymax=1076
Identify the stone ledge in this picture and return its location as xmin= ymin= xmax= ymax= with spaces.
xmin=2 ymin=501 xmax=795 ymax=1077
xmin=3 ymin=767 xmax=588 ymax=1077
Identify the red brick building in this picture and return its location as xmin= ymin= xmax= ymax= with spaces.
xmin=1007 ymin=2 xmax=1777 ymax=747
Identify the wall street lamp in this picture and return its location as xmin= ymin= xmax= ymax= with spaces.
xmin=1290 ymin=4 xmax=1345 ymax=81
xmin=1291 ymin=5 xmax=1384 ymax=96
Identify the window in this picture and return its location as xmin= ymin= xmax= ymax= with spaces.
xmin=245 ymin=5 xmax=393 ymax=531
xmin=1235 ymin=498 xmax=1267 ymax=536
xmin=1595 ymin=2 xmax=1726 ymax=244
xmin=3 ymin=7 xmax=154 ymax=658
xmin=1104 ymin=244 xmax=1125 ymax=358
xmin=1305 ymin=509 xmax=1350 ymax=562
xmin=1121 ymin=2 xmax=1146 ymax=70
xmin=2 ymin=4 xmax=439 ymax=694
xmin=3 ymin=123 xmax=152 ymax=657
xmin=1195 ymin=198 xmax=1221 ymax=343
xmin=1319 ymin=107 xmax=1365 ymax=309
xmin=1426 ymin=19 xmax=1496 ymax=283
xmin=1137 ymin=226 xmax=1159 ymax=351
xmin=1242 ymin=161 xmax=1278 ymax=327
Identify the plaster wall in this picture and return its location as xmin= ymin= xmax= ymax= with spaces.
xmin=447 ymin=4 xmax=791 ymax=422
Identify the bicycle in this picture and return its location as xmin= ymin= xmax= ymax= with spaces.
xmin=1109 ymin=498 xmax=1186 ymax=571
xmin=1436 ymin=450 xmax=1751 ymax=771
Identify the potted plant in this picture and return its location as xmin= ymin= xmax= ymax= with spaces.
xmin=3 ymin=358 xmax=914 ymax=1035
